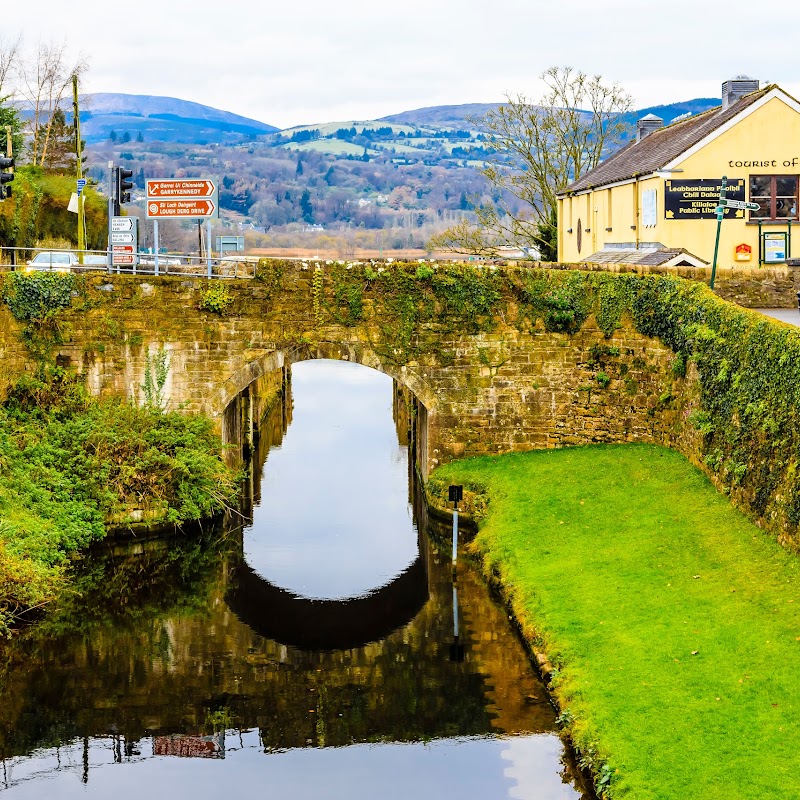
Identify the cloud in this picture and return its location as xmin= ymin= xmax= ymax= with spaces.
xmin=5 ymin=0 xmax=800 ymax=127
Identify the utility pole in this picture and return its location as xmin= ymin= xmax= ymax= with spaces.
xmin=5 ymin=126 xmax=14 ymax=267
xmin=73 ymin=74 xmax=86 ymax=263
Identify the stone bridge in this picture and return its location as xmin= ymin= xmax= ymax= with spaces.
xmin=0 ymin=263 xmax=690 ymax=479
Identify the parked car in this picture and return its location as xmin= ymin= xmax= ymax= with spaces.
xmin=25 ymin=251 xmax=79 ymax=272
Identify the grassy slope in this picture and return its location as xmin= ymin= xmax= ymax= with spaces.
xmin=433 ymin=444 xmax=800 ymax=800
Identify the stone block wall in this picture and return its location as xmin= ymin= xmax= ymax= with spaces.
xmin=0 ymin=268 xmax=699 ymax=481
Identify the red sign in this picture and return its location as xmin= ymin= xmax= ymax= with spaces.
xmin=146 ymin=198 xmax=216 ymax=219
xmin=735 ymin=243 xmax=752 ymax=261
xmin=112 ymin=245 xmax=135 ymax=266
xmin=146 ymin=179 xmax=215 ymax=198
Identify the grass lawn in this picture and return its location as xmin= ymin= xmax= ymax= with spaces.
xmin=432 ymin=443 xmax=800 ymax=800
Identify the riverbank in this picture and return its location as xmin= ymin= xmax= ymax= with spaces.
xmin=0 ymin=371 xmax=238 ymax=633
xmin=430 ymin=443 xmax=800 ymax=800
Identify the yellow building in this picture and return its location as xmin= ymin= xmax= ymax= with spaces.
xmin=557 ymin=78 xmax=800 ymax=267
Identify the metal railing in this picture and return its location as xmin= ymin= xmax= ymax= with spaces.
xmin=0 ymin=246 xmax=261 ymax=279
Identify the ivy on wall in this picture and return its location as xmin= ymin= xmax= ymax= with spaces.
xmin=288 ymin=260 xmax=800 ymax=537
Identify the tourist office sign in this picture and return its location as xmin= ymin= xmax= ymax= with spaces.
xmin=664 ymin=178 xmax=746 ymax=219
xmin=145 ymin=179 xmax=219 ymax=219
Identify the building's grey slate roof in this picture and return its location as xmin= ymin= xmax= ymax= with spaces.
xmin=580 ymin=248 xmax=708 ymax=266
xmin=564 ymin=87 xmax=772 ymax=194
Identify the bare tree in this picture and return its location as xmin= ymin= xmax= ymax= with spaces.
xmin=429 ymin=66 xmax=632 ymax=261
xmin=0 ymin=32 xmax=22 ymax=98
xmin=18 ymin=40 xmax=87 ymax=167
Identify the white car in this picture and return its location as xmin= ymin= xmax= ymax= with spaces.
xmin=25 ymin=252 xmax=79 ymax=272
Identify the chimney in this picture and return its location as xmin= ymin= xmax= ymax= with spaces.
xmin=636 ymin=114 xmax=664 ymax=142
xmin=722 ymin=76 xmax=760 ymax=109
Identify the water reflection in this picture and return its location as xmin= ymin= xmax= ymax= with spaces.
xmin=243 ymin=360 xmax=418 ymax=600
xmin=0 ymin=358 xmax=589 ymax=799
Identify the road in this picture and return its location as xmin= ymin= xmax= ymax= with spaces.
xmin=753 ymin=308 xmax=800 ymax=326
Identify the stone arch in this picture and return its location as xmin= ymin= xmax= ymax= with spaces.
xmin=217 ymin=340 xmax=436 ymax=475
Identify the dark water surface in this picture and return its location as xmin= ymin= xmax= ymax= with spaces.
xmin=0 ymin=360 xmax=586 ymax=799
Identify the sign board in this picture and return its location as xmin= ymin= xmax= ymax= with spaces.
xmin=215 ymin=235 xmax=245 ymax=253
xmin=77 ymin=178 xmax=87 ymax=197
xmin=720 ymin=198 xmax=760 ymax=211
xmin=735 ymin=243 xmax=752 ymax=261
xmin=146 ymin=197 xmax=217 ymax=219
xmin=665 ymin=179 xmax=745 ymax=219
xmin=111 ymin=217 xmax=134 ymax=232
xmin=112 ymin=246 xmax=135 ymax=266
xmin=111 ymin=217 xmax=138 ymax=267
xmin=763 ymin=232 xmax=788 ymax=264
xmin=146 ymin=179 xmax=215 ymax=198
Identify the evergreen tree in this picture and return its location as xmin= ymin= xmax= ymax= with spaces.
xmin=136 ymin=131 xmax=144 ymax=143
xmin=0 ymin=100 xmax=23 ymax=160
xmin=295 ymin=158 xmax=304 ymax=176
xmin=109 ymin=130 xmax=117 ymax=142
xmin=299 ymin=189 xmax=313 ymax=222
xmin=121 ymin=131 xmax=131 ymax=143
xmin=39 ymin=108 xmax=82 ymax=173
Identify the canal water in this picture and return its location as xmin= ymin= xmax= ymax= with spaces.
xmin=0 ymin=360 xmax=588 ymax=799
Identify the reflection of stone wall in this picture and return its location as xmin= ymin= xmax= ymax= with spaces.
xmin=0 ymin=269 xmax=694 ymax=478
xmin=0 ymin=521 xmax=557 ymax=760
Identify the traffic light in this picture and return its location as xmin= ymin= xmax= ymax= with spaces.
xmin=113 ymin=166 xmax=134 ymax=215
xmin=0 ymin=156 xmax=14 ymax=200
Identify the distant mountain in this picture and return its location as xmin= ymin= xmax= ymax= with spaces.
xmin=382 ymin=98 xmax=723 ymax=132
xmin=625 ymin=98 xmax=720 ymax=126
xmin=68 ymin=93 xmax=278 ymax=144
xmin=380 ymin=103 xmax=501 ymax=128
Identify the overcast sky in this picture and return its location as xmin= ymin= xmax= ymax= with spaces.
xmin=5 ymin=1 xmax=800 ymax=129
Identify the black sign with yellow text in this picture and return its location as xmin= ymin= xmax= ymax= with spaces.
xmin=664 ymin=179 xmax=745 ymax=220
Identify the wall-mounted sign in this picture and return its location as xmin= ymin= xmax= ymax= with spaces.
xmin=735 ymin=243 xmax=752 ymax=261
xmin=664 ymin=179 xmax=745 ymax=220
xmin=763 ymin=232 xmax=788 ymax=264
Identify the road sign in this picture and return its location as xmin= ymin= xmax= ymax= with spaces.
xmin=146 ymin=179 xmax=215 ymax=198
xmin=146 ymin=197 xmax=217 ymax=219
xmin=111 ymin=217 xmax=134 ymax=232
xmin=110 ymin=217 xmax=138 ymax=267
xmin=719 ymin=198 xmax=760 ymax=211
xmin=112 ymin=245 xmax=136 ymax=266
xmin=77 ymin=178 xmax=87 ymax=196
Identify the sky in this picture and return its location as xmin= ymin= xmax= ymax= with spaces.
xmin=5 ymin=0 xmax=800 ymax=129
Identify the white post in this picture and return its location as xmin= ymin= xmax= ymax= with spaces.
xmin=452 ymin=508 xmax=458 ymax=568
xmin=206 ymin=217 xmax=212 ymax=278
xmin=153 ymin=219 xmax=159 ymax=277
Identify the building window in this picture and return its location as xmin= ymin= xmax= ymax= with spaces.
xmin=750 ymin=175 xmax=798 ymax=220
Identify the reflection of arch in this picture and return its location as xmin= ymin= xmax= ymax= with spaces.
xmin=225 ymin=552 xmax=429 ymax=651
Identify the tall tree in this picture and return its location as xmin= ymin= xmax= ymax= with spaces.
xmin=429 ymin=66 xmax=632 ymax=261
xmin=18 ymin=40 xmax=86 ymax=168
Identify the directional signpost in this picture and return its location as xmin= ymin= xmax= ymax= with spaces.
xmin=145 ymin=179 xmax=218 ymax=277
xmin=111 ymin=216 xmax=138 ymax=270
xmin=146 ymin=198 xmax=216 ymax=218
xmin=710 ymin=177 xmax=760 ymax=290
xmin=719 ymin=198 xmax=760 ymax=212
